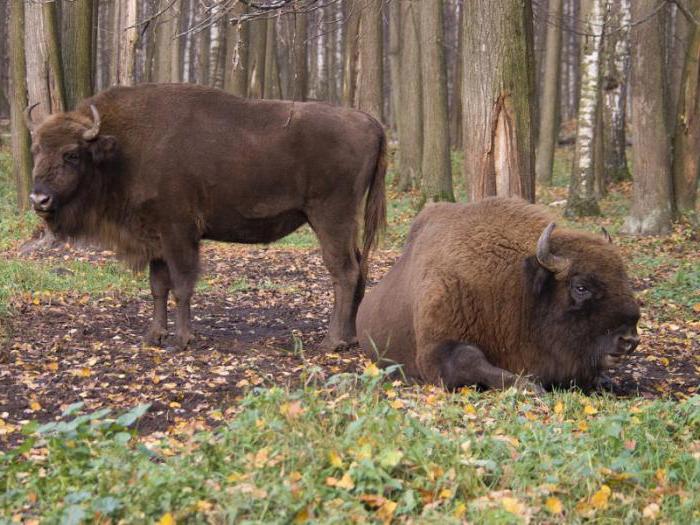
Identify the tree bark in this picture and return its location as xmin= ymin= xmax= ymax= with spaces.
xmin=388 ymin=0 xmax=401 ymax=133
xmin=209 ymin=7 xmax=225 ymax=88
xmin=342 ymin=0 xmax=361 ymax=106
xmin=263 ymin=17 xmax=280 ymax=98
xmin=195 ymin=7 xmax=210 ymax=85
xmin=291 ymin=3 xmax=308 ymax=100
xmin=24 ymin=2 xmax=52 ymax=119
xmin=565 ymin=0 xmax=604 ymax=217
xmin=153 ymin=0 xmax=181 ymax=83
xmin=356 ymin=0 xmax=383 ymax=120
xmin=62 ymin=0 xmax=93 ymax=108
xmin=116 ymin=0 xmax=138 ymax=85
xmin=42 ymin=0 xmax=66 ymax=111
xmin=621 ymin=0 xmax=673 ymax=235
xmin=420 ymin=0 xmax=454 ymax=203
xmin=0 ymin=2 xmax=10 ymax=118
xmin=602 ymin=0 xmax=631 ymax=182
xmin=462 ymin=0 xmax=536 ymax=203
xmin=449 ymin=0 xmax=463 ymax=149
xmin=224 ymin=2 xmax=249 ymax=96
xmin=535 ymin=0 xmax=563 ymax=186
xmin=9 ymin=0 xmax=32 ymax=211
xmin=248 ymin=18 xmax=267 ymax=98
xmin=396 ymin=0 xmax=422 ymax=191
xmin=671 ymin=0 xmax=700 ymax=220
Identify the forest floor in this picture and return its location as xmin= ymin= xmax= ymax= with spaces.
xmin=0 ymin=149 xmax=698 ymax=522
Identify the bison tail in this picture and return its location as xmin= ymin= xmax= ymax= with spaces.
xmin=361 ymin=128 xmax=387 ymax=277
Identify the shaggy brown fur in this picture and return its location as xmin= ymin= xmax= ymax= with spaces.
xmin=29 ymin=83 xmax=386 ymax=350
xmin=356 ymin=198 xmax=640 ymax=391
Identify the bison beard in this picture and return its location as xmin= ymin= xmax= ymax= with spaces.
xmin=27 ymin=84 xmax=386 ymax=350
xmin=356 ymin=198 xmax=640 ymax=391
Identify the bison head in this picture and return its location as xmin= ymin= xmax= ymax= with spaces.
xmin=524 ymin=222 xmax=640 ymax=388
xmin=25 ymin=103 xmax=117 ymax=231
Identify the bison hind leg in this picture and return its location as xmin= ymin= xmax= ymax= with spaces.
xmin=144 ymin=259 xmax=172 ymax=346
xmin=438 ymin=342 xmax=544 ymax=394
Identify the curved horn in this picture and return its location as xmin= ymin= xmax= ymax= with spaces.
xmin=600 ymin=226 xmax=613 ymax=244
xmin=82 ymin=104 xmax=101 ymax=141
xmin=23 ymin=102 xmax=40 ymax=132
xmin=536 ymin=222 xmax=571 ymax=276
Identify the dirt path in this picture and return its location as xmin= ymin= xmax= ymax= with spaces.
xmin=1 ymin=243 xmax=697 ymax=448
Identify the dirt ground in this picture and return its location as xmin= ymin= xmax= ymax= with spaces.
xmin=0 ymin=241 xmax=698 ymax=449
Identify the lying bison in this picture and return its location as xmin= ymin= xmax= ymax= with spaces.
xmin=26 ymin=83 xmax=386 ymax=350
xmin=357 ymin=198 xmax=640 ymax=391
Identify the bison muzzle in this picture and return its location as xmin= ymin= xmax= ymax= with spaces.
xmin=26 ymin=83 xmax=386 ymax=350
xmin=356 ymin=198 xmax=640 ymax=392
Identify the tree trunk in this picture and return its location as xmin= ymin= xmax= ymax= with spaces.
xmin=224 ymin=2 xmax=249 ymax=96
xmin=263 ymin=17 xmax=280 ymax=98
xmin=535 ymin=0 xmax=563 ymax=186
xmin=0 ymin=1 xmax=10 ymax=118
xmin=396 ymin=0 xmax=422 ymax=191
xmin=154 ymin=0 xmax=181 ymax=83
xmin=327 ymin=5 xmax=338 ymax=103
xmin=42 ymin=0 xmax=66 ymax=111
xmin=356 ymin=0 xmax=383 ymax=120
xmin=9 ymin=0 xmax=32 ymax=211
xmin=450 ymin=0 xmax=463 ymax=149
xmin=209 ymin=7 xmax=225 ymax=88
xmin=116 ymin=0 xmax=138 ymax=85
xmin=672 ymin=0 xmax=700 ymax=220
xmin=621 ymin=0 xmax=673 ymax=235
xmin=291 ymin=3 xmax=308 ymax=100
xmin=462 ymin=0 xmax=536 ymax=203
xmin=248 ymin=18 xmax=267 ymax=98
xmin=565 ymin=0 xmax=604 ymax=217
xmin=665 ymin=3 xmax=690 ymax=131
xmin=24 ymin=2 xmax=52 ymax=119
xmin=62 ymin=0 xmax=93 ymax=108
xmin=388 ymin=0 xmax=401 ymax=134
xmin=602 ymin=0 xmax=631 ymax=182
xmin=195 ymin=8 xmax=210 ymax=85
xmin=420 ymin=0 xmax=454 ymax=203
xmin=342 ymin=0 xmax=361 ymax=106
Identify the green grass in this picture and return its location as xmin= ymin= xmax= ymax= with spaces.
xmin=1 ymin=370 xmax=698 ymax=523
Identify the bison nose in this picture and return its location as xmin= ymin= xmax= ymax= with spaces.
xmin=30 ymin=192 xmax=52 ymax=210
xmin=618 ymin=334 xmax=640 ymax=354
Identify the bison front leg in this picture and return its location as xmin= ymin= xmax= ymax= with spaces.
xmin=144 ymin=259 xmax=171 ymax=346
xmin=434 ymin=342 xmax=545 ymax=394
xmin=162 ymin=232 xmax=200 ymax=350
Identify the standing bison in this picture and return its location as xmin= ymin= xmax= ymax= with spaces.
xmin=26 ymin=83 xmax=386 ymax=350
xmin=357 ymin=198 xmax=640 ymax=391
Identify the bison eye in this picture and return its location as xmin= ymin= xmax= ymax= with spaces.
xmin=63 ymin=150 xmax=80 ymax=164
xmin=575 ymin=285 xmax=588 ymax=294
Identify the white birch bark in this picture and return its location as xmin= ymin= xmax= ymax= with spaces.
xmin=565 ymin=0 xmax=605 ymax=216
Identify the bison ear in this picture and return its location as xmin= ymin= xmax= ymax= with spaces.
xmin=87 ymin=135 xmax=117 ymax=164
xmin=524 ymin=255 xmax=553 ymax=297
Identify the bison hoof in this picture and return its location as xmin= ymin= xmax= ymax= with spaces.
xmin=320 ymin=335 xmax=358 ymax=352
xmin=174 ymin=332 xmax=193 ymax=350
xmin=144 ymin=326 xmax=168 ymax=347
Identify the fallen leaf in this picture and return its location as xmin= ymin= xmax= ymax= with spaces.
xmin=545 ymin=496 xmax=563 ymax=514
xmin=157 ymin=512 xmax=175 ymax=525
xmin=642 ymin=502 xmax=660 ymax=520
xmin=590 ymin=485 xmax=611 ymax=509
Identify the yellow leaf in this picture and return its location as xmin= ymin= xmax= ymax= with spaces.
xmin=692 ymin=303 xmax=700 ymax=313
xmin=169 ymin=401 xmax=181 ymax=409
xmin=642 ymin=502 xmax=660 ymax=519
xmin=293 ymin=506 xmax=311 ymax=524
xmin=325 ymin=476 xmax=338 ymax=487
xmin=209 ymin=410 xmax=223 ymax=421
xmin=253 ymin=448 xmax=269 ymax=468
xmin=390 ymin=399 xmax=405 ymax=409
xmin=289 ymin=471 xmax=302 ymax=482
xmin=439 ymin=488 xmax=453 ymax=499
xmin=196 ymin=500 xmax=212 ymax=512
xmin=280 ymin=401 xmax=304 ymax=420
xmin=545 ymin=497 xmax=563 ymax=514
xmin=659 ymin=357 xmax=670 ymax=367
xmin=227 ymin=472 xmax=243 ymax=483
xmin=364 ymin=362 xmax=380 ymax=377
xmin=590 ymin=485 xmax=611 ymax=509
xmin=335 ymin=473 xmax=355 ymax=490
xmin=377 ymin=500 xmax=397 ymax=524
xmin=158 ymin=512 xmax=176 ymax=525
xmin=464 ymin=403 xmax=477 ymax=415
xmin=577 ymin=420 xmax=589 ymax=432
xmin=501 ymin=497 xmax=525 ymax=515
xmin=46 ymin=362 xmax=58 ymax=372
xmin=453 ymin=502 xmax=467 ymax=518
xmin=77 ymin=367 xmax=92 ymax=378
xmin=655 ymin=468 xmax=666 ymax=485
xmin=29 ymin=401 xmax=42 ymax=412
xmin=554 ymin=401 xmax=564 ymax=415
xmin=328 ymin=450 xmax=343 ymax=468
xmin=583 ymin=405 xmax=598 ymax=416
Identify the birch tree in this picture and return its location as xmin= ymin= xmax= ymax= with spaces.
xmin=462 ymin=0 xmax=536 ymax=202
xmin=622 ymin=0 xmax=673 ymax=235
xmin=565 ymin=0 xmax=605 ymax=217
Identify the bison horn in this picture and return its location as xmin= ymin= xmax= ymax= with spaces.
xmin=536 ymin=222 xmax=571 ymax=277
xmin=601 ymin=226 xmax=613 ymax=244
xmin=82 ymin=104 xmax=101 ymax=141
xmin=23 ymin=102 xmax=40 ymax=132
